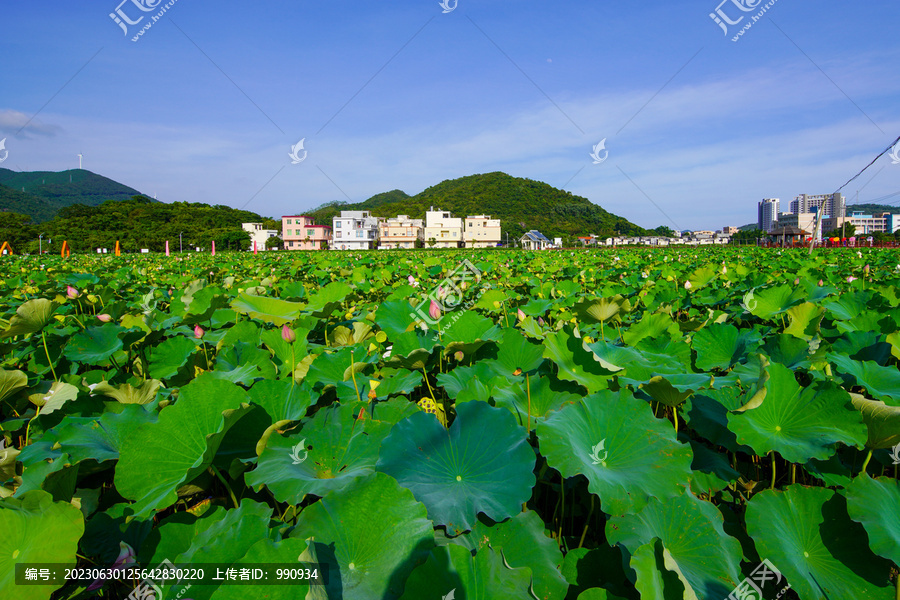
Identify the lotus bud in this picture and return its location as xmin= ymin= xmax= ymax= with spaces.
xmin=454 ymin=351 xmax=464 ymax=362
xmin=538 ymin=317 xmax=545 ymax=326
xmin=96 ymin=314 xmax=112 ymax=323
xmin=684 ymin=281 xmax=692 ymax=289
xmin=194 ymin=324 xmax=205 ymax=339
xmin=282 ymin=324 xmax=296 ymax=343
xmin=794 ymin=278 xmax=800 ymax=286
xmin=818 ymin=279 xmax=823 ymax=286
xmin=517 ymin=308 xmax=526 ymax=321
xmin=864 ymin=264 xmax=870 ymax=275
xmin=847 ymin=276 xmax=857 ymax=283
xmin=429 ymin=299 xmax=441 ymax=320
xmin=66 ymin=285 xmax=79 ymax=299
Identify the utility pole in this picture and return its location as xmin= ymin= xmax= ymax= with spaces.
xmin=179 ymin=232 xmax=184 ymax=253
xmin=39 ymin=233 xmax=44 ymax=254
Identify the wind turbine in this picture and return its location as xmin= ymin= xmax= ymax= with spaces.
xmin=77 ymin=153 xmax=83 ymax=170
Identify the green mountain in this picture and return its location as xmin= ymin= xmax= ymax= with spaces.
xmin=0 ymin=168 xmax=146 ymax=222
xmin=846 ymin=204 xmax=900 ymax=215
xmin=307 ymin=172 xmax=646 ymax=239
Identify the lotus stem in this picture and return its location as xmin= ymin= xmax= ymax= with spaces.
xmin=770 ymin=452 xmax=776 ymax=490
xmin=578 ymin=495 xmax=595 ymax=549
xmin=290 ymin=343 xmax=296 ymax=388
xmin=24 ymin=405 xmax=41 ymax=446
xmin=41 ymin=330 xmax=58 ymax=382
xmin=600 ymin=320 xmax=605 ymax=341
xmin=791 ymin=463 xmax=796 ymax=485
xmin=526 ymin=374 xmax=532 ymax=433
xmin=422 ymin=367 xmax=438 ymax=405
xmin=860 ymin=449 xmax=873 ymax=475
xmin=559 ymin=477 xmax=566 ymax=550
xmin=211 ymin=464 xmax=239 ymax=509
xmin=350 ymin=351 xmax=360 ymax=403
xmin=673 ymin=405 xmax=678 ymax=434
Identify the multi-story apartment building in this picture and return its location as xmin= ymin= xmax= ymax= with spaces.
xmin=721 ymin=225 xmax=740 ymax=235
xmin=463 ymin=215 xmax=501 ymax=248
xmin=282 ymin=216 xmax=331 ymax=250
xmin=757 ymin=198 xmax=779 ymax=232
xmin=242 ymin=222 xmax=280 ymax=251
xmin=789 ymin=194 xmax=845 ymax=219
xmin=423 ymin=208 xmax=463 ymax=248
xmin=824 ymin=212 xmax=900 ymax=235
xmin=378 ymin=215 xmax=423 ymax=249
xmin=332 ymin=211 xmax=383 ymax=250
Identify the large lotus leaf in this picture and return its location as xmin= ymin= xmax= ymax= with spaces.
xmin=0 ymin=490 xmax=84 ymax=600
xmin=537 ymin=389 xmax=693 ymax=515
xmin=140 ymin=506 xmax=228 ymax=566
xmin=92 ymin=379 xmax=161 ymax=405
xmin=746 ymin=485 xmax=894 ymax=599
xmin=691 ymin=323 xmax=762 ymax=371
xmin=574 ymin=295 xmax=631 ymax=324
xmin=622 ymin=312 xmax=680 ymax=347
xmin=437 ymin=363 xmax=496 ymax=397
xmin=583 ymin=341 xmax=685 ymax=382
xmin=1 ymin=298 xmax=57 ymax=339
xmin=149 ymin=336 xmax=197 ymax=380
xmin=462 ymin=511 xmax=569 ymax=600
xmin=686 ymin=265 xmax=717 ymax=289
xmin=760 ymin=333 xmax=811 ymax=369
xmin=492 ymin=375 xmax=582 ymax=426
xmin=305 ymin=346 xmax=378 ymax=401
xmin=0 ymin=369 xmax=28 ymax=403
xmin=747 ymin=284 xmax=805 ymax=320
xmin=246 ymin=379 xmax=315 ymax=452
xmin=376 ymin=400 xmax=536 ymax=535
xmin=208 ymin=536 xmax=313 ymax=600
xmin=440 ymin=310 xmax=502 ymax=356
xmin=213 ymin=340 xmax=276 ymax=383
xmin=246 ymin=402 xmax=393 ymax=501
xmin=290 ymin=472 xmax=434 ymax=600
xmin=64 ymin=325 xmax=124 ymax=365
xmin=304 ymin=281 xmax=353 ymax=317
xmin=629 ymin=537 xmax=696 ymax=600
xmin=823 ymin=291 xmax=871 ymax=320
xmin=399 ymin=542 xmax=533 ymax=600
xmin=370 ymin=368 xmax=422 ymax=400
xmin=259 ymin=325 xmax=310 ymax=378
xmin=622 ymin=374 xmax=710 ymax=407
xmin=231 ymin=291 xmax=303 ymax=326
xmin=164 ymin=500 xmax=273 ymax=600
xmin=829 ymin=353 xmax=900 ymax=405
xmin=387 ymin=330 xmax=437 ymax=370
xmin=727 ymin=363 xmax=867 ymax=463
xmin=783 ymin=302 xmax=826 ymax=340
xmin=28 ymin=381 xmax=79 ymax=415
xmin=115 ymin=376 xmax=251 ymax=516
xmin=543 ymin=329 xmax=617 ymax=393
xmin=689 ymin=441 xmax=741 ymax=495
xmin=831 ymin=330 xmax=892 ymax=365
xmin=374 ymin=300 xmax=420 ymax=340
xmin=844 ymin=475 xmax=900 ymax=565
xmin=849 ymin=394 xmax=900 ymax=449
xmin=43 ymin=405 xmax=157 ymax=463
xmin=481 ymin=328 xmax=545 ymax=379
xmin=561 ymin=545 xmax=633 ymax=599
xmin=606 ymin=491 xmax=741 ymax=599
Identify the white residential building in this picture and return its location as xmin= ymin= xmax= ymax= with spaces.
xmin=824 ymin=212 xmax=900 ymax=235
xmin=332 ymin=211 xmax=383 ymax=250
xmin=757 ymin=198 xmax=780 ymax=232
xmin=242 ymin=222 xmax=280 ymax=251
xmin=423 ymin=208 xmax=463 ymax=248
xmin=378 ymin=215 xmax=423 ymax=249
xmin=463 ymin=214 xmax=501 ymax=248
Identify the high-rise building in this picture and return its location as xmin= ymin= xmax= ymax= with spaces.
xmin=758 ymin=198 xmax=780 ymax=232
xmin=789 ymin=194 xmax=845 ymax=219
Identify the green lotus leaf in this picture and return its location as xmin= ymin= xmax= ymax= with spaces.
xmin=622 ymin=312 xmax=680 ymax=347
xmin=844 ymin=475 xmax=900 ymax=565
xmin=377 ymin=400 xmax=536 ymax=535
xmin=686 ymin=265 xmax=717 ymax=289
xmin=831 ymin=330 xmax=892 ymax=364
xmin=331 ymin=321 xmax=374 ymax=347
xmin=64 ymin=325 xmax=124 ymax=365
xmin=848 ymin=394 xmax=900 ymax=449
xmin=1 ymin=298 xmax=58 ymax=339
xmin=574 ymin=295 xmax=631 ymax=324
xmin=747 ymin=284 xmax=805 ymax=320
xmin=440 ymin=310 xmax=503 ymax=356
xmin=727 ymin=362 xmax=867 ymax=463
xmin=246 ymin=402 xmax=393 ymax=501
xmin=115 ymin=376 xmax=251 ymax=516
xmin=140 ymin=506 xmax=228 ymax=566
xmin=43 ymin=405 xmax=157 ymax=463
xmin=213 ymin=340 xmax=276 ymax=383
xmin=783 ymin=301 xmax=826 ymax=340
xmin=746 ymin=485 xmax=894 ymax=599
xmin=208 ymin=537 xmax=313 ymax=600
xmin=689 ymin=440 xmax=741 ymax=495
xmin=606 ymin=491 xmax=741 ymax=598
xmin=583 ymin=341 xmax=684 ymax=382
xmin=0 ymin=369 xmax=28 ymax=403
xmin=231 ymin=291 xmax=303 ymax=326
xmin=0 ymin=490 xmax=84 ymax=600
xmin=246 ymin=379 xmax=315 ymax=453
xmin=537 ymin=389 xmax=693 ymax=515
xmin=304 ymin=281 xmax=353 ymax=317
xmin=823 ymin=290 xmax=870 ymax=320
xmin=259 ymin=325 xmax=310 ymax=378
xmin=691 ymin=323 xmax=762 ymax=371
xmin=462 ymin=511 xmax=569 ymax=600
xmin=623 ymin=374 xmax=710 ymax=407
xmin=473 ymin=288 xmax=509 ymax=312
xmin=829 ymin=353 xmax=900 ymax=405
xmin=437 ymin=363 xmax=496 ymax=397
xmin=629 ymin=537 xmax=695 ymax=600
xmin=543 ymin=328 xmax=616 ymax=393
xmin=576 ymin=589 xmax=628 ymax=600
xmin=305 ymin=346 xmax=377 ymax=402
xmin=374 ymin=300 xmax=420 ymax=340
xmin=399 ymin=542 xmax=533 ymax=600
xmin=290 ymin=472 xmax=434 ymax=600
xmin=92 ymin=379 xmax=161 ymax=405
xmin=561 ymin=545 xmax=633 ymax=599
xmin=28 ymin=381 xmax=79 ymax=415
xmin=492 ymin=375 xmax=582 ymax=426
xmin=149 ymin=335 xmax=197 ymax=380
xmin=369 ymin=368 xmax=422 ymax=400
xmin=760 ymin=333 xmax=811 ymax=369
xmin=387 ymin=330 xmax=437 ymax=370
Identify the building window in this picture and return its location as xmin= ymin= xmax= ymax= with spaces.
xmin=287 ymin=219 xmax=292 ymax=225
xmin=453 ymin=232 xmax=457 ymax=237
xmin=336 ymin=221 xmax=341 ymax=228
xmin=307 ymin=229 xmax=315 ymax=236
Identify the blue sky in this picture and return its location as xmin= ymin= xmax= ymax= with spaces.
xmin=3 ymin=0 xmax=899 ymax=230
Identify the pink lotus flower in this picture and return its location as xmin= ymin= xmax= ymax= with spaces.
xmin=194 ymin=324 xmax=205 ymax=339
xmin=684 ymin=281 xmax=692 ymax=289
xmin=66 ymin=285 xmax=79 ymax=299
xmin=429 ymin=299 xmax=441 ymax=321
xmin=282 ymin=323 xmax=296 ymax=343
xmin=87 ymin=542 xmax=135 ymax=591
xmin=517 ymin=309 xmax=526 ymax=321
xmin=96 ymin=314 xmax=112 ymax=323
xmin=407 ymin=275 xmax=419 ymax=288
xmin=847 ymin=276 xmax=857 ymax=283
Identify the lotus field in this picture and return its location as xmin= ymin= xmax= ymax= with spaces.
xmin=3 ymin=247 xmax=900 ymax=600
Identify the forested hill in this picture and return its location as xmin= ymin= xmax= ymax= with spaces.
xmin=307 ymin=172 xmax=647 ymax=239
xmin=0 ymin=168 xmax=146 ymax=222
